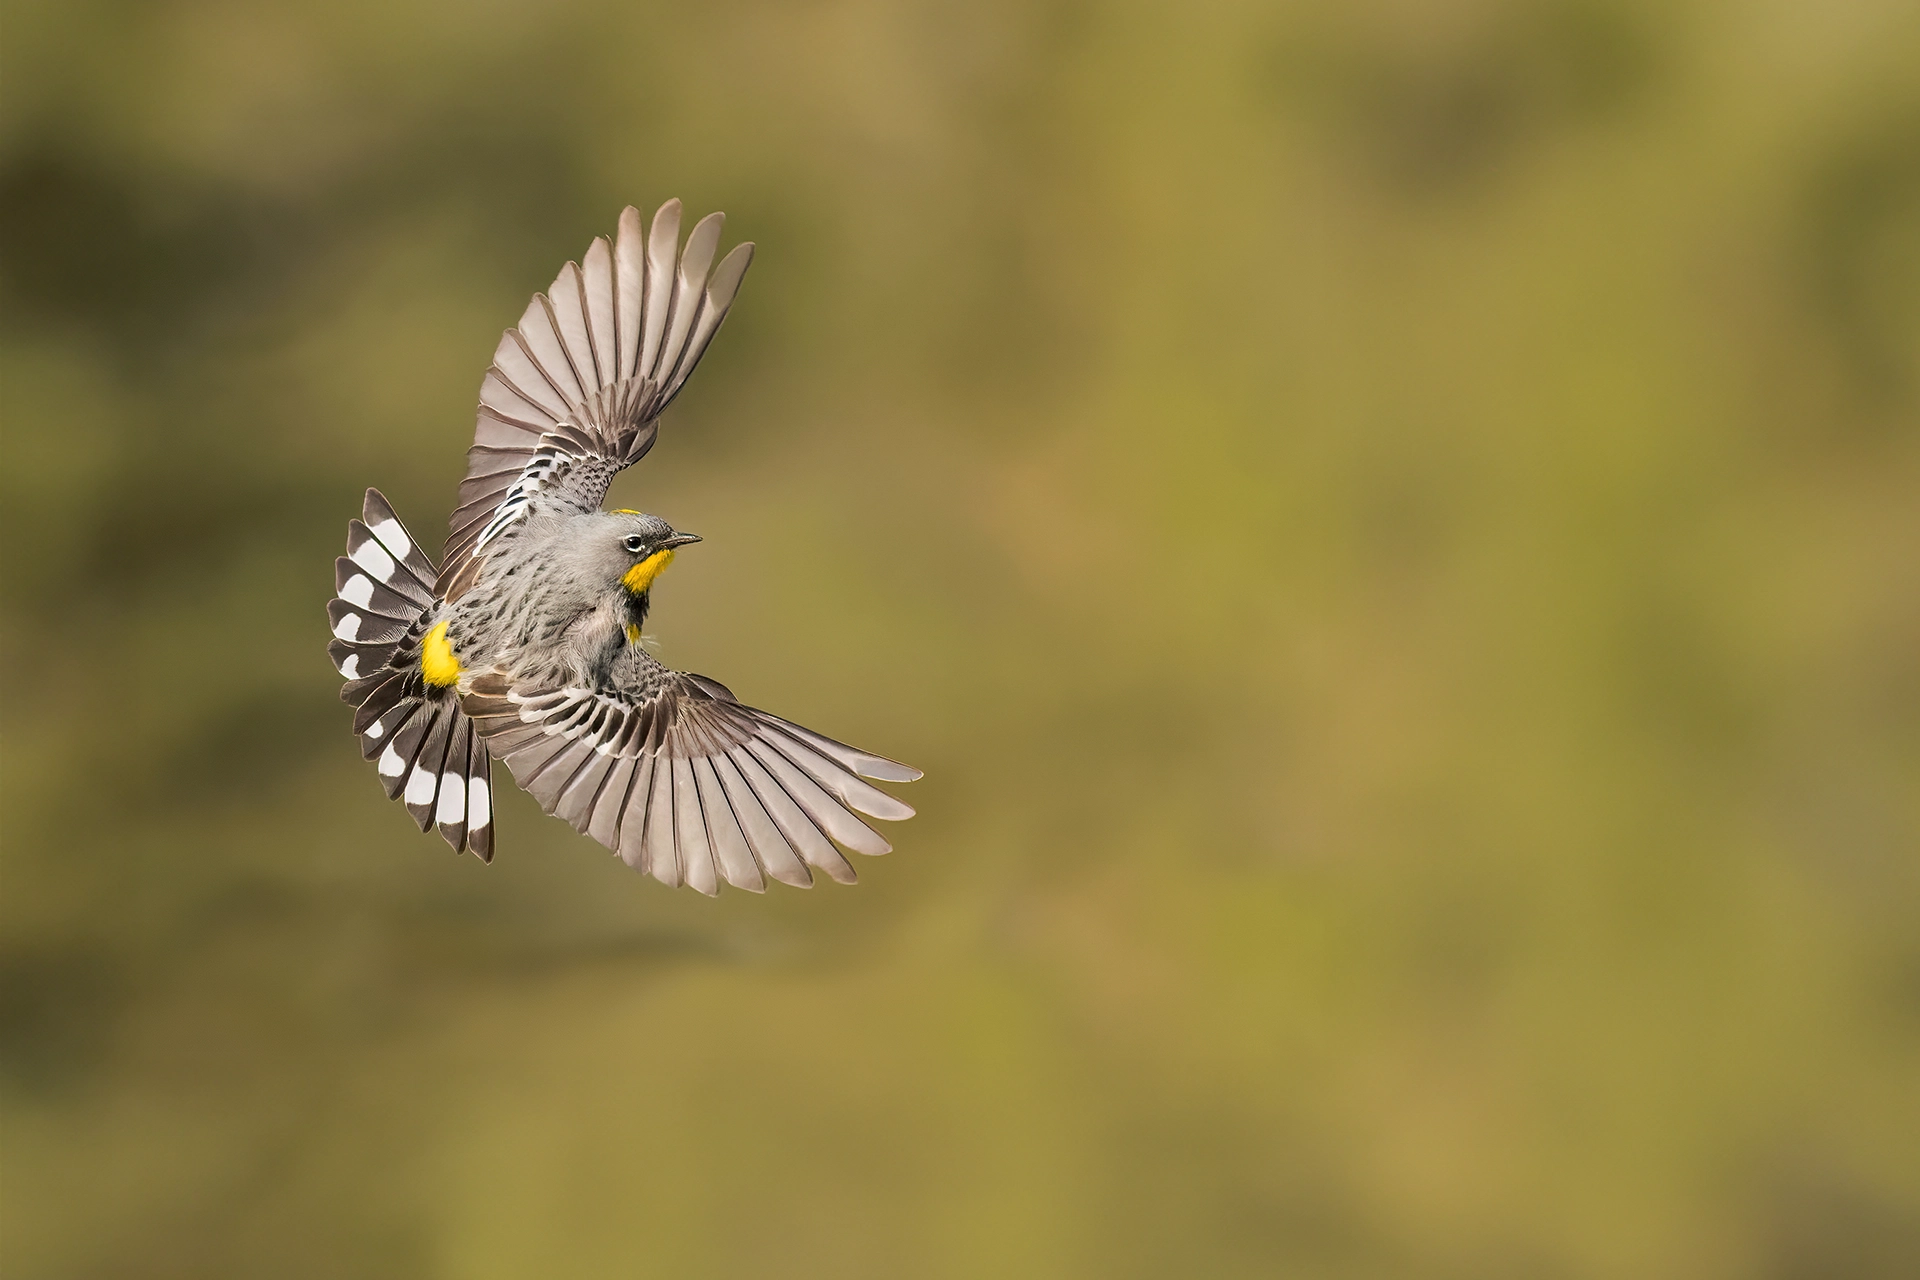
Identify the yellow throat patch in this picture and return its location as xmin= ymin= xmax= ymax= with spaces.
xmin=621 ymin=548 xmax=676 ymax=596
xmin=420 ymin=621 xmax=463 ymax=688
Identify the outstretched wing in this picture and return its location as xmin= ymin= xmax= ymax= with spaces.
xmin=441 ymin=200 xmax=755 ymax=601
xmin=462 ymin=656 xmax=921 ymax=895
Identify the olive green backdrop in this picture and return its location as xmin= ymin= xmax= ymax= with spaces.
xmin=3 ymin=1 xmax=1917 ymax=1276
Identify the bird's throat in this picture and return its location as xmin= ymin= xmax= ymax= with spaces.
xmin=621 ymin=548 xmax=675 ymax=595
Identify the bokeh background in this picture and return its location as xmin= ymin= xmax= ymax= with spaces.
xmin=4 ymin=0 xmax=1919 ymax=1275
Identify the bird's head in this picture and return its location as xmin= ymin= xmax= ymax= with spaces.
xmin=605 ymin=510 xmax=701 ymax=597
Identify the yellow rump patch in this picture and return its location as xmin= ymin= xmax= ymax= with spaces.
xmin=621 ymin=548 xmax=675 ymax=595
xmin=420 ymin=621 xmax=463 ymax=687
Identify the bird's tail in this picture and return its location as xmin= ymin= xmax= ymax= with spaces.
xmin=328 ymin=488 xmax=494 ymax=861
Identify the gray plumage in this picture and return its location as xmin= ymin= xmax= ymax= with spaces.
xmin=328 ymin=200 xmax=919 ymax=891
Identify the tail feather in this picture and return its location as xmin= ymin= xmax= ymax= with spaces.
xmin=432 ymin=718 xmax=474 ymax=854
xmin=357 ymin=489 xmax=438 ymax=595
xmin=402 ymin=705 xmax=459 ymax=830
xmin=347 ymin=670 xmax=410 ymax=734
xmin=360 ymin=698 xmax=417 ymax=761
xmin=380 ymin=701 xmax=437 ymax=801
xmin=333 ymin=556 xmax=428 ymax=620
xmin=464 ymin=727 xmax=494 ymax=862
xmin=327 ymin=597 xmax=411 ymax=646
xmin=332 ymin=488 xmax=494 ymax=860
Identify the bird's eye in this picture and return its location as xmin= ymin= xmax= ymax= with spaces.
xmin=622 ymin=534 xmax=647 ymax=555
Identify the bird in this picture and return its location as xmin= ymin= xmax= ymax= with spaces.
xmin=327 ymin=200 xmax=920 ymax=894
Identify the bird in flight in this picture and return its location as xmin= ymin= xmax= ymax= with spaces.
xmin=328 ymin=200 xmax=920 ymax=893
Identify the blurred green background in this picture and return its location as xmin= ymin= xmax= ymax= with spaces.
xmin=3 ymin=0 xmax=1918 ymax=1276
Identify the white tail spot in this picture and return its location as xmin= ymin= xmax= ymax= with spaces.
xmin=368 ymin=518 xmax=413 ymax=560
xmin=350 ymin=539 xmax=396 ymax=582
xmin=337 ymin=653 xmax=360 ymax=679
xmin=377 ymin=742 xmax=406 ymax=777
xmin=332 ymin=612 xmax=362 ymax=641
xmin=405 ymin=765 xmax=437 ymax=806
xmin=467 ymin=776 xmax=492 ymax=829
xmin=341 ymin=574 xmax=375 ymax=607
xmin=436 ymin=772 xmax=466 ymax=825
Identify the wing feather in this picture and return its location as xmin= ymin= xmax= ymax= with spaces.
xmin=440 ymin=200 xmax=753 ymax=600
xmin=490 ymin=331 xmax=572 ymax=422
xmin=547 ymin=262 xmax=601 ymax=391
xmin=614 ymin=206 xmax=646 ymax=382
xmin=668 ymin=242 xmax=754 ymax=402
xmin=523 ymin=739 xmax=596 ymax=811
xmin=499 ymin=729 xmax=572 ymax=788
xmin=643 ymin=752 xmax=678 ymax=886
xmin=754 ymin=711 xmax=924 ymax=783
xmin=554 ymin=750 xmax=617 ymax=832
xmin=658 ymin=212 xmax=723 ymax=389
xmin=731 ymin=744 xmax=856 ymax=884
xmin=669 ymin=757 xmax=713 ymax=895
xmin=715 ymin=751 xmax=810 ymax=887
xmin=587 ymin=755 xmax=638 ymax=849
xmin=582 ymin=237 xmax=616 ymax=388
xmin=461 ymin=445 xmax=534 ymax=485
xmin=755 ymin=721 xmax=918 ymax=821
xmin=640 ymin=200 xmax=681 ymax=382
xmin=477 ymin=371 xmax=552 ymax=426
xmin=464 ymin=655 xmax=914 ymax=893
xmin=615 ymin=754 xmax=656 ymax=871
xmin=743 ymin=737 xmax=891 ymax=857
xmin=510 ymin=300 xmax=585 ymax=410
xmin=695 ymin=755 xmax=763 ymax=892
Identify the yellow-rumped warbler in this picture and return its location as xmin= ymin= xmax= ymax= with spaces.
xmin=328 ymin=201 xmax=919 ymax=893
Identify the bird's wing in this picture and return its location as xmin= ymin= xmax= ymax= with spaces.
xmin=462 ymin=659 xmax=921 ymax=894
xmin=440 ymin=201 xmax=754 ymax=602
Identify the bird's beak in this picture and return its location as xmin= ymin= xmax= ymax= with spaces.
xmin=661 ymin=532 xmax=702 ymax=550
